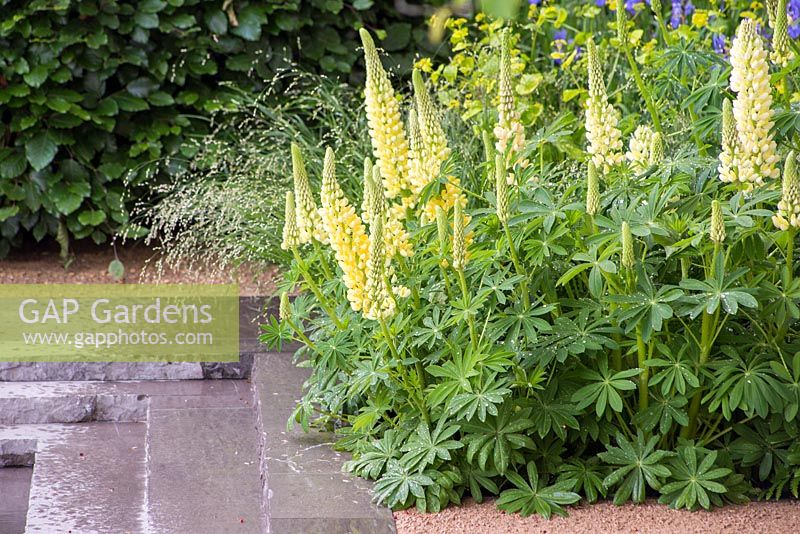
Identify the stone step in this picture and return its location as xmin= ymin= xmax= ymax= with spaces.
xmin=0 ymin=381 xmax=148 ymax=425
xmin=0 ymin=423 xmax=148 ymax=533
xmin=0 ymin=362 xmax=204 ymax=382
xmin=0 ymin=466 xmax=32 ymax=534
xmin=252 ymin=352 xmax=396 ymax=534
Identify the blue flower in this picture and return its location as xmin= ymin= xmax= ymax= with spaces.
xmin=670 ymin=0 xmax=683 ymax=29
xmin=712 ymin=33 xmax=726 ymax=55
xmin=528 ymin=0 xmax=541 ymax=4
xmin=552 ymin=29 xmax=572 ymax=66
xmin=789 ymin=0 xmax=800 ymax=38
xmin=596 ymin=0 xmax=607 ymax=6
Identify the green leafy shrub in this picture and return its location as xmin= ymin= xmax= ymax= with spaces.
xmin=266 ymin=4 xmax=800 ymax=518
xmin=0 ymin=0 xmax=434 ymax=257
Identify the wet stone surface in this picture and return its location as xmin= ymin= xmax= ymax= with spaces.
xmin=0 ymin=466 xmax=32 ymax=534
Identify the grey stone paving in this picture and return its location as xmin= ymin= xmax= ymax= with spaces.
xmin=0 ymin=296 xmax=396 ymax=534
xmin=253 ymin=352 xmax=396 ymax=534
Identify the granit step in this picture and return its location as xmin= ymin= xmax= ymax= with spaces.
xmin=0 ymin=423 xmax=148 ymax=533
xmin=252 ymin=352 xmax=396 ymax=534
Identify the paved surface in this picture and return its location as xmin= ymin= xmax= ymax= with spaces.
xmin=0 ymin=296 xmax=395 ymax=534
xmin=253 ymin=352 xmax=395 ymax=534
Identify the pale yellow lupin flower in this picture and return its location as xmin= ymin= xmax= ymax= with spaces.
xmin=585 ymin=38 xmax=624 ymax=174
xmin=281 ymin=191 xmax=299 ymax=250
xmin=291 ymin=143 xmax=328 ymax=244
xmin=411 ymin=69 xmax=450 ymax=198
xmin=710 ymin=200 xmax=726 ymax=244
xmin=360 ymin=28 xmax=411 ymax=199
xmin=625 ymin=125 xmax=655 ymax=173
xmin=362 ymin=175 xmax=396 ymax=321
xmin=772 ymin=151 xmax=800 ymax=230
xmin=729 ymin=18 xmax=780 ymax=186
xmin=319 ymin=147 xmax=370 ymax=312
xmin=587 ymin=161 xmax=600 ymax=216
xmin=452 ymin=200 xmax=466 ymax=270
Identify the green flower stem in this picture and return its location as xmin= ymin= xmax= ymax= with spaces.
xmin=291 ymin=247 xmax=344 ymax=329
xmin=653 ymin=12 xmax=671 ymax=48
xmin=458 ymin=268 xmax=478 ymax=348
xmin=312 ymin=240 xmax=334 ymax=279
xmin=777 ymin=228 xmax=796 ymax=345
xmin=504 ymin=223 xmax=530 ymax=308
xmin=381 ymin=318 xmax=430 ymax=425
xmin=620 ymin=42 xmax=662 ymax=133
xmin=286 ymin=318 xmax=316 ymax=350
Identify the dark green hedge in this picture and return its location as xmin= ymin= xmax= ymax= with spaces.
xmin=0 ymin=0 xmax=431 ymax=257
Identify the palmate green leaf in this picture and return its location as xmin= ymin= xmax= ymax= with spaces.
xmin=659 ymin=445 xmax=731 ymax=510
xmin=448 ymin=373 xmax=511 ymax=422
xmin=571 ymin=356 xmax=640 ymax=417
xmin=607 ymin=266 xmax=682 ymax=342
xmin=344 ymin=429 xmax=407 ymax=480
xmin=632 ymin=394 xmax=689 ymax=435
xmin=400 ymin=420 xmax=463 ymax=473
xmin=770 ymin=352 xmax=800 ymax=421
xmin=458 ymin=460 xmax=499 ymax=503
xmin=599 ymin=432 xmax=673 ymax=504
xmin=373 ymin=459 xmax=434 ymax=508
xmin=729 ymin=420 xmax=792 ymax=482
xmin=558 ymin=245 xmax=617 ymax=298
xmin=704 ymin=351 xmax=785 ymax=420
xmin=646 ymin=343 xmax=700 ymax=395
xmin=557 ymin=457 xmax=608 ymax=503
xmin=496 ymin=462 xmax=580 ymax=518
xmin=493 ymin=302 xmax=553 ymax=344
xmin=461 ymin=404 xmax=535 ymax=475
xmin=525 ymin=311 xmax=619 ymax=367
xmin=679 ymin=253 xmax=758 ymax=319
xmin=527 ymin=387 xmax=580 ymax=441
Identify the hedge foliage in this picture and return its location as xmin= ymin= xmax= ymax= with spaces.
xmin=0 ymin=0 xmax=431 ymax=257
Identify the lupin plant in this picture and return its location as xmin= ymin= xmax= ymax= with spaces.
xmin=264 ymin=7 xmax=800 ymax=520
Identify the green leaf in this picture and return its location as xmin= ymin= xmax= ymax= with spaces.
xmin=497 ymin=462 xmax=580 ymax=518
xmin=0 ymin=205 xmax=20 ymax=222
xmin=77 ymin=210 xmax=107 ymax=226
xmin=26 ymin=132 xmax=58 ymax=171
xmin=0 ymin=151 xmax=27 ymax=179
xmin=599 ymin=432 xmax=673 ymax=504
xmin=108 ymin=259 xmax=125 ymax=281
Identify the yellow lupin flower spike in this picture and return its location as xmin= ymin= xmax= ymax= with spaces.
xmin=291 ymin=143 xmax=328 ymax=244
xmin=710 ymin=200 xmax=726 ymax=244
xmin=771 ymin=0 xmax=794 ymax=66
xmin=649 ymin=132 xmax=665 ymax=166
xmin=412 ymin=69 xmax=449 ymax=197
xmin=585 ymin=38 xmax=624 ymax=174
xmin=363 ymin=175 xmax=395 ymax=321
xmin=493 ymin=29 xmax=525 ymax=171
xmin=729 ymin=18 xmax=780 ymax=186
xmin=281 ymin=191 xmax=299 ymax=251
xmin=625 ymin=125 xmax=655 ymax=173
xmin=718 ymin=98 xmax=740 ymax=184
xmin=360 ymin=28 xmax=411 ymax=199
xmin=772 ymin=151 xmax=800 ymax=230
xmin=319 ymin=147 xmax=370 ymax=312
xmin=361 ymin=157 xmax=378 ymax=223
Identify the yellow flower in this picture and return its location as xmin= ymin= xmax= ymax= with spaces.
xmin=772 ymin=151 xmax=800 ymax=230
xmin=362 ymin=171 xmax=396 ymax=321
xmin=319 ymin=147 xmax=370 ymax=312
xmin=291 ymin=143 xmax=328 ymax=244
xmin=494 ymin=29 xmax=526 ymax=170
xmin=409 ymin=69 xmax=450 ymax=201
xmin=281 ymin=191 xmax=299 ymax=251
xmin=771 ymin=0 xmax=794 ymax=66
xmin=729 ymin=18 xmax=780 ymax=185
xmin=360 ymin=28 xmax=411 ymax=199
xmin=625 ymin=125 xmax=655 ymax=173
xmin=585 ymin=38 xmax=624 ymax=174
xmin=414 ymin=57 xmax=433 ymax=73
xmin=691 ymin=11 xmax=709 ymax=28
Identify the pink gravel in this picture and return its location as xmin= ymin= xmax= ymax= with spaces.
xmin=394 ymin=498 xmax=800 ymax=534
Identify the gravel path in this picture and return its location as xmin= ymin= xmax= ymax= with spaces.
xmin=394 ymin=498 xmax=800 ymax=534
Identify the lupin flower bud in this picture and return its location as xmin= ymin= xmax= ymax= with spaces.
xmin=281 ymin=191 xmax=299 ymax=250
xmin=319 ymin=147 xmax=370 ymax=312
xmin=360 ymin=28 xmax=411 ymax=199
xmin=729 ymin=18 xmax=780 ymax=186
xmin=649 ymin=132 xmax=665 ymax=166
xmin=625 ymin=125 xmax=655 ymax=173
xmin=772 ymin=152 xmax=800 ymax=230
xmin=651 ymin=0 xmax=662 ymax=18
xmin=771 ymin=0 xmax=794 ymax=66
xmin=585 ymin=38 xmax=624 ymax=174
xmin=363 ymin=177 xmax=395 ymax=321
xmin=452 ymin=200 xmax=466 ymax=270
xmin=710 ymin=200 xmax=726 ymax=244
xmin=412 ymin=69 xmax=449 ymax=194
xmin=493 ymin=29 xmax=526 ymax=165
xmin=616 ymin=0 xmax=627 ymax=43
xmin=718 ymin=98 xmax=740 ymax=183
xmin=279 ymin=291 xmax=291 ymax=321
xmin=586 ymin=161 xmax=600 ymax=216
xmin=621 ymin=221 xmax=635 ymax=270
xmin=495 ymin=154 xmax=509 ymax=224
xmin=361 ymin=157 xmax=378 ymax=223
xmin=766 ymin=0 xmax=778 ymax=29
xmin=291 ymin=143 xmax=328 ymax=244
